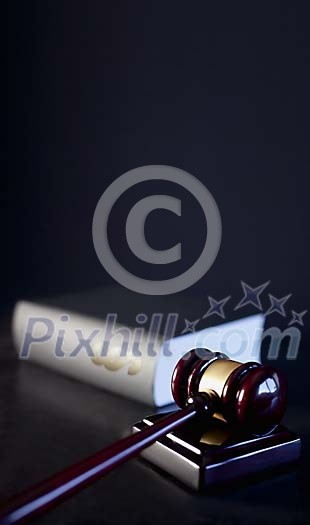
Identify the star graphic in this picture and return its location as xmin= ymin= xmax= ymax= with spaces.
xmin=288 ymin=310 xmax=307 ymax=326
xmin=203 ymin=296 xmax=231 ymax=319
xmin=265 ymin=294 xmax=292 ymax=316
xmin=234 ymin=281 xmax=270 ymax=311
xmin=181 ymin=318 xmax=200 ymax=334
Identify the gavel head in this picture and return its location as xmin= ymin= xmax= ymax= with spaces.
xmin=171 ymin=349 xmax=287 ymax=435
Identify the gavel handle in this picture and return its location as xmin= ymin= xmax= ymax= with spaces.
xmin=0 ymin=393 xmax=214 ymax=525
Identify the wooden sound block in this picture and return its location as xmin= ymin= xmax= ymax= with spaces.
xmin=132 ymin=413 xmax=301 ymax=490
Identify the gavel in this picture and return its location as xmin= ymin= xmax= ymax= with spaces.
xmin=0 ymin=349 xmax=287 ymax=525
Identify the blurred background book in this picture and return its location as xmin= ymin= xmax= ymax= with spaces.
xmin=11 ymin=286 xmax=264 ymax=405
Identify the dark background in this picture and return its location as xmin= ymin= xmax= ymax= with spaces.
xmin=7 ymin=1 xmax=310 ymax=315
xmin=4 ymin=3 xmax=310 ymax=523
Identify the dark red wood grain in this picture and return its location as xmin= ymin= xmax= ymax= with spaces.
xmin=0 ymin=398 xmax=210 ymax=525
xmin=0 ymin=354 xmax=288 ymax=525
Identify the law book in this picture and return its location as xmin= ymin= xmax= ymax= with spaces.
xmin=12 ymin=286 xmax=264 ymax=406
